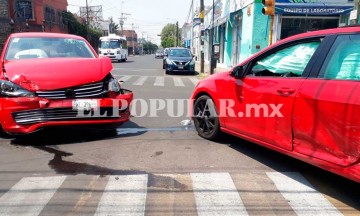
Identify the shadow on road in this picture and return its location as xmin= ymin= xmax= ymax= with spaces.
xmin=215 ymin=133 xmax=360 ymax=210
xmin=10 ymin=121 xmax=146 ymax=146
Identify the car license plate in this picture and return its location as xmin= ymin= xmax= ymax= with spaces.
xmin=72 ymin=99 xmax=98 ymax=111
xmin=178 ymin=65 xmax=184 ymax=69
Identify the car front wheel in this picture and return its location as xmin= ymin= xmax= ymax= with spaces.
xmin=193 ymin=95 xmax=221 ymax=140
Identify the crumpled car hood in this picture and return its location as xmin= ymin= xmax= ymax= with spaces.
xmin=3 ymin=58 xmax=110 ymax=91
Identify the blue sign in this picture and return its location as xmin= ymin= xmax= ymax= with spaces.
xmin=276 ymin=4 xmax=353 ymax=15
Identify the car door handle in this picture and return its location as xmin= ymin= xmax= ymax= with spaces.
xmin=277 ymin=88 xmax=295 ymax=95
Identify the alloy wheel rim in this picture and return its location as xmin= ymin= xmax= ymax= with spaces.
xmin=194 ymin=99 xmax=216 ymax=135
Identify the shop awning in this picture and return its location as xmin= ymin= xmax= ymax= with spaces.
xmin=276 ymin=3 xmax=353 ymax=16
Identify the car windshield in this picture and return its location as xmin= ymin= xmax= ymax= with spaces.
xmin=99 ymin=40 xmax=121 ymax=49
xmin=169 ymin=49 xmax=192 ymax=57
xmin=5 ymin=37 xmax=95 ymax=60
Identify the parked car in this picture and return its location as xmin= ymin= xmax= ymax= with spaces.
xmin=155 ymin=50 xmax=163 ymax=58
xmin=0 ymin=32 xmax=133 ymax=135
xmin=191 ymin=26 xmax=360 ymax=183
xmin=163 ymin=48 xmax=195 ymax=75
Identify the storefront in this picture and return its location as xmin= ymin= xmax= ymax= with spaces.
xmin=273 ymin=0 xmax=354 ymax=42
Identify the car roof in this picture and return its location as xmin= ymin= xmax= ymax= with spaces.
xmin=9 ymin=32 xmax=85 ymax=40
xmin=281 ymin=26 xmax=360 ymax=43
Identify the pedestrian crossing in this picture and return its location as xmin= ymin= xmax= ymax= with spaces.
xmin=115 ymin=75 xmax=199 ymax=87
xmin=0 ymin=172 xmax=344 ymax=216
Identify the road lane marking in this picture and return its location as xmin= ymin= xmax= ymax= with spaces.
xmin=118 ymin=75 xmax=132 ymax=82
xmin=191 ymin=173 xmax=248 ymax=216
xmin=0 ymin=176 xmax=66 ymax=216
xmin=154 ymin=77 xmax=165 ymax=86
xmin=95 ymin=175 xmax=148 ymax=216
xmin=266 ymin=172 xmax=342 ymax=216
xmin=173 ymin=77 xmax=185 ymax=87
xmin=189 ymin=77 xmax=199 ymax=85
xmin=133 ymin=76 xmax=147 ymax=86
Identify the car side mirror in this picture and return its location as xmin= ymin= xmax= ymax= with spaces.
xmin=230 ymin=66 xmax=244 ymax=79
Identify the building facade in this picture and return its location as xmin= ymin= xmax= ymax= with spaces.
xmin=122 ymin=29 xmax=138 ymax=55
xmin=0 ymin=0 xmax=10 ymax=52
xmin=8 ymin=0 xmax=68 ymax=33
xmin=193 ymin=0 xmax=353 ymax=71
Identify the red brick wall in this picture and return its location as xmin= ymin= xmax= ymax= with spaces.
xmin=9 ymin=0 xmax=68 ymax=33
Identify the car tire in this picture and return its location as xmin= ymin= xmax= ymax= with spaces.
xmin=165 ymin=70 xmax=169 ymax=75
xmin=193 ymin=95 xmax=221 ymax=140
xmin=163 ymin=64 xmax=165 ymax=69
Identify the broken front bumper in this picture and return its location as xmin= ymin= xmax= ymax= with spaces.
xmin=0 ymin=91 xmax=133 ymax=134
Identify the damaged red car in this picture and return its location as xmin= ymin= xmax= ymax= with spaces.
xmin=0 ymin=33 xmax=133 ymax=135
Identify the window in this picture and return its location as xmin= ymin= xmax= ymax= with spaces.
xmin=122 ymin=40 xmax=128 ymax=49
xmin=5 ymin=37 xmax=95 ymax=60
xmin=169 ymin=49 xmax=192 ymax=57
xmin=320 ymin=35 xmax=360 ymax=81
xmin=45 ymin=7 xmax=55 ymax=23
xmin=57 ymin=10 xmax=66 ymax=28
xmin=15 ymin=0 xmax=33 ymax=20
xmin=248 ymin=41 xmax=321 ymax=77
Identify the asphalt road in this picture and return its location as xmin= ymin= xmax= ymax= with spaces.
xmin=0 ymin=55 xmax=359 ymax=215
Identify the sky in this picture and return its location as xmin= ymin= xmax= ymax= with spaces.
xmin=67 ymin=0 xmax=193 ymax=45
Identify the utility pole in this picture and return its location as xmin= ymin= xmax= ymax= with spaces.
xmin=141 ymin=31 xmax=146 ymax=55
xmin=176 ymin=21 xmax=179 ymax=47
xmin=131 ymin=23 xmax=138 ymax=56
xmin=210 ymin=0 xmax=215 ymax=74
xmin=119 ymin=13 xmax=130 ymax=36
xmin=85 ymin=0 xmax=90 ymax=39
xmin=200 ymin=0 xmax=204 ymax=73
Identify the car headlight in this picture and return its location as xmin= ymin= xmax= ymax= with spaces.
xmin=166 ymin=59 xmax=175 ymax=65
xmin=0 ymin=80 xmax=35 ymax=97
xmin=107 ymin=77 xmax=121 ymax=93
xmin=186 ymin=59 xmax=195 ymax=66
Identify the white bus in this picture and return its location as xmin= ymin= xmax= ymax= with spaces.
xmin=98 ymin=34 xmax=128 ymax=62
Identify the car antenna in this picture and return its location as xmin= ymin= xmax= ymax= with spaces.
xmin=1 ymin=59 xmax=9 ymax=81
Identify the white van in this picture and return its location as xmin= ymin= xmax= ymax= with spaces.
xmin=98 ymin=34 xmax=128 ymax=62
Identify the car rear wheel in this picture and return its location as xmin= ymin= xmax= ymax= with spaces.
xmin=193 ymin=95 xmax=221 ymax=140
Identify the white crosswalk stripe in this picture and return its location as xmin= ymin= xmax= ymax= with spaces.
xmin=173 ymin=77 xmax=185 ymax=87
xmin=191 ymin=173 xmax=248 ymax=216
xmin=113 ymin=75 xmax=199 ymax=87
xmin=0 ymin=172 xmax=346 ymax=215
xmin=189 ymin=77 xmax=199 ymax=85
xmin=95 ymin=175 xmax=148 ymax=216
xmin=118 ymin=75 xmax=132 ymax=82
xmin=154 ymin=76 xmax=165 ymax=86
xmin=133 ymin=76 xmax=147 ymax=86
xmin=0 ymin=176 xmax=66 ymax=216
xmin=267 ymin=172 xmax=343 ymax=216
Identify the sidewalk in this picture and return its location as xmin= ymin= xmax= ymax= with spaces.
xmin=195 ymin=61 xmax=231 ymax=79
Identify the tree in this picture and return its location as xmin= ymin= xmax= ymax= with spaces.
xmin=160 ymin=23 xmax=181 ymax=48
xmin=109 ymin=17 xmax=119 ymax=34
xmin=62 ymin=12 xmax=102 ymax=50
xmin=143 ymin=41 xmax=158 ymax=54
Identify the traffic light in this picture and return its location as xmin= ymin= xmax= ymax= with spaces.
xmin=262 ymin=0 xmax=275 ymax=16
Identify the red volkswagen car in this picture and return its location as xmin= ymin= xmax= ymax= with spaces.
xmin=0 ymin=33 xmax=133 ymax=135
xmin=191 ymin=26 xmax=360 ymax=183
